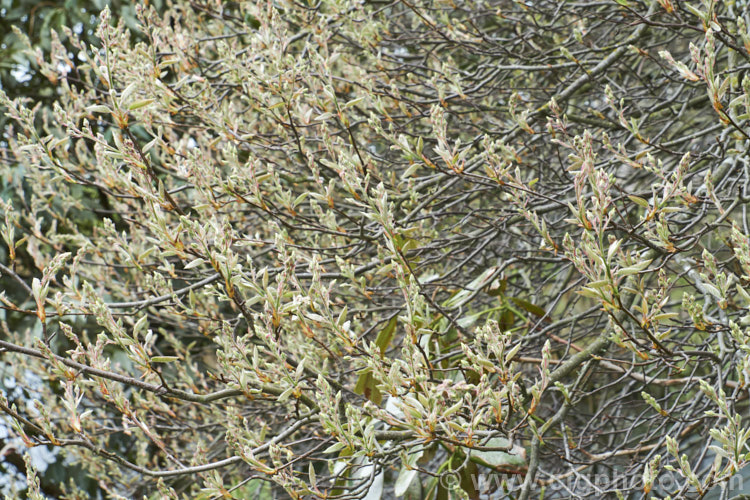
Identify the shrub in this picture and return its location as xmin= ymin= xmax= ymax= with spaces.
xmin=2 ymin=0 xmax=750 ymax=498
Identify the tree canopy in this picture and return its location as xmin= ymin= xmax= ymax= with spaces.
xmin=2 ymin=0 xmax=750 ymax=498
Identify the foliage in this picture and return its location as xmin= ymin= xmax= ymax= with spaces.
xmin=0 ymin=0 xmax=148 ymax=121
xmin=2 ymin=0 xmax=750 ymax=498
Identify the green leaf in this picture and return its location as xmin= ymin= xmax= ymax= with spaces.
xmin=578 ymin=287 xmax=602 ymax=299
xmin=323 ymin=442 xmax=347 ymax=454
xmin=628 ymin=195 xmax=650 ymax=208
xmin=459 ymin=460 xmax=480 ymax=500
xmin=457 ymin=313 xmax=481 ymax=328
xmin=499 ymin=308 xmax=515 ymax=331
xmin=128 ymin=99 xmax=154 ymax=110
xmin=509 ymin=297 xmax=547 ymax=318
xmin=464 ymin=369 xmax=480 ymax=385
xmin=615 ymin=259 xmax=652 ymax=277
xmin=374 ymin=316 xmax=397 ymax=356
xmin=702 ymin=282 xmax=723 ymax=299
xmin=470 ymin=438 xmax=527 ymax=472
xmin=183 ymin=258 xmax=205 ymax=270
xmin=394 ymin=466 xmax=418 ymax=497
xmin=354 ymin=369 xmax=382 ymax=405
xmin=86 ymin=105 xmax=111 ymax=114
xmin=684 ymin=3 xmax=706 ymax=20
xmin=401 ymin=238 xmax=418 ymax=253
xmin=244 ymin=13 xmax=261 ymax=29
xmin=487 ymin=277 xmax=507 ymax=297
xmin=651 ymin=312 xmax=679 ymax=322
xmin=150 ymin=356 xmax=179 ymax=363
xmin=293 ymin=191 xmax=309 ymax=208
